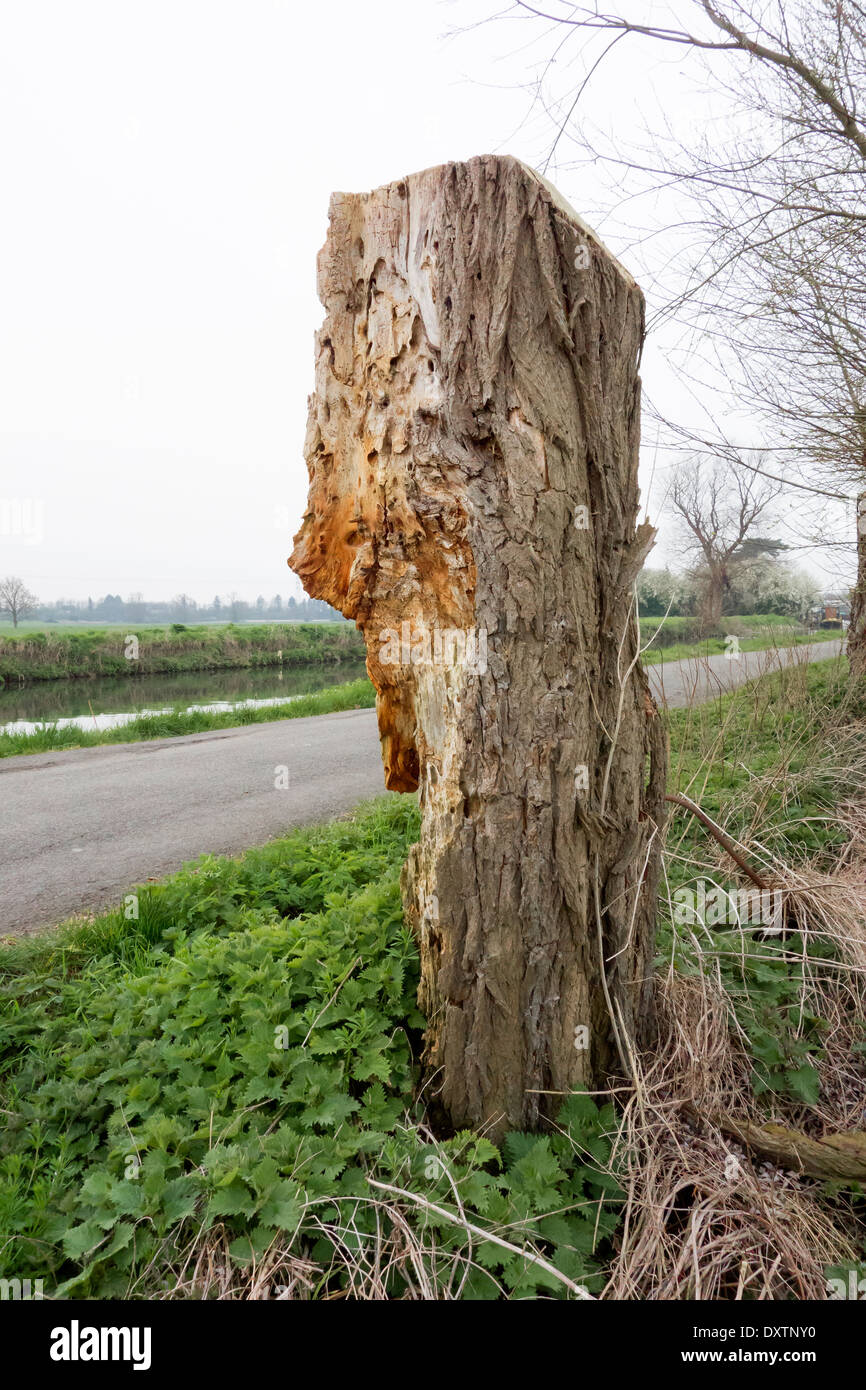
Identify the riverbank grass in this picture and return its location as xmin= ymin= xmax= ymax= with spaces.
xmin=0 ymin=621 xmax=365 ymax=683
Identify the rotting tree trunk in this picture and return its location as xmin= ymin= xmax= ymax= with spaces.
xmin=849 ymin=492 xmax=866 ymax=683
xmin=290 ymin=155 xmax=667 ymax=1141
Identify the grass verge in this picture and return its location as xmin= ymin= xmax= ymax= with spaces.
xmin=640 ymin=613 xmax=840 ymax=665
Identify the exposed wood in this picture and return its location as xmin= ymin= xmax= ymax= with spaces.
xmin=291 ymin=154 xmax=667 ymax=1139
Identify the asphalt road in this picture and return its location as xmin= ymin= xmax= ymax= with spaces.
xmin=0 ymin=638 xmax=844 ymax=935
xmin=646 ymin=636 xmax=843 ymax=708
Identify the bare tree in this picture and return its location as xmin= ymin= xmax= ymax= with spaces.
xmin=482 ymin=0 xmax=866 ymax=653
xmin=0 ymin=576 xmax=39 ymax=628
xmin=171 ymin=593 xmax=195 ymax=620
xmin=849 ymin=492 xmax=866 ymax=680
xmin=670 ymin=458 xmax=783 ymax=628
xmin=225 ymin=592 xmax=246 ymax=622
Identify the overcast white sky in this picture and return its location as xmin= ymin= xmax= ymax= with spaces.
xmin=0 ymin=0 xmax=848 ymax=603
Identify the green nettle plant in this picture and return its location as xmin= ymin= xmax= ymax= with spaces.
xmin=0 ymin=801 xmax=621 ymax=1300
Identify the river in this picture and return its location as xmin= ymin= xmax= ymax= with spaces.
xmin=0 ymin=661 xmax=369 ymax=734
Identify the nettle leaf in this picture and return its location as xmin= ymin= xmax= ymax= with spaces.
xmin=586 ymin=1168 xmax=623 ymax=1198
xmin=300 ymin=1093 xmax=359 ymax=1130
xmin=257 ymin=1181 xmax=303 ymax=1232
xmin=249 ymin=1157 xmax=282 ymax=1196
xmin=508 ymin=1139 xmax=567 ymax=1208
xmin=460 ymin=1135 xmax=500 ymax=1169
xmin=557 ymin=1091 xmax=600 ymax=1132
xmin=139 ymin=1113 xmax=188 ymax=1151
xmin=460 ymin=1265 xmax=503 ymax=1300
xmin=239 ymin=1076 xmax=285 ymax=1106
xmin=80 ymin=1170 xmax=115 ymax=1205
xmin=350 ymin=1049 xmax=392 ymax=1083
xmin=502 ymin=1132 xmax=538 ymax=1169
xmin=539 ymin=1213 xmax=598 ymax=1255
xmin=227 ymin=1235 xmax=257 ymax=1266
xmin=751 ymin=1032 xmax=786 ymax=1066
xmin=110 ymin=1181 xmax=146 ymax=1218
xmin=455 ymin=1170 xmax=500 ymax=1213
xmin=503 ymin=1258 xmax=563 ymax=1296
xmin=360 ymin=1083 xmax=403 ymax=1131
xmin=206 ymin=1179 xmax=257 ymax=1222
xmin=786 ymin=1062 xmax=821 ymax=1105
xmin=161 ymin=1176 xmax=201 ymax=1225
xmin=62 ymin=1220 xmax=106 ymax=1262
xmin=102 ymin=1222 xmax=135 ymax=1259
xmin=474 ymin=1237 xmax=509 ymax=1270
xmin=307 ymin=1031 xmax=345 ymax=1056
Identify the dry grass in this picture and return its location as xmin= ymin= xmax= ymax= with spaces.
xmin=602 ymin=974 xmax=859 ymax=1300
xmin=141 ymin=1194 xmax=539 ymax=1301
xmin=604 ymin=691 xmax=866 ymax=1300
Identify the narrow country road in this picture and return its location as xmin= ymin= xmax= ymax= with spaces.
xmin=646 ymin=636 xmax=843 ymax=708
xmin=0 ymin=638 xmax=843 ymax=935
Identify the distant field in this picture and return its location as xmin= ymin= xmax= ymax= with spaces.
xmin=0 ymin=621 xmax=366 ymax=684
xmin=0 ymin=619 xmax=340 ymax=634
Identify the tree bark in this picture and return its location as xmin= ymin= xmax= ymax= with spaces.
xmin=698 ymin=569 xmax=725 ymax=631
xmin=290 ymin=155 xmax=667 ymax=1140
xmin=849 ymin=493 xmax=866 ymax=683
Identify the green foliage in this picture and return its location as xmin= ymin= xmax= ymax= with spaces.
xmin=667 ymin=657 xmax=852 ymax=865
xmin=0 ymin=798 xmax=619 ymax=1300
xmin=662 ymin=923 xmax=828 ymax=1103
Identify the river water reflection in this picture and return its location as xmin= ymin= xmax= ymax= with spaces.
xmin=0 ymin=661 xmax=369 ymax=733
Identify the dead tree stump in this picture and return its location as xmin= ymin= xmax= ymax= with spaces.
xmin=290 ymin=155 xmax=667 ymax=1140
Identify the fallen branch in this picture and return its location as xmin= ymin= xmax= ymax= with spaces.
xmin=665 ymin=792 xmax=770 ymax=889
